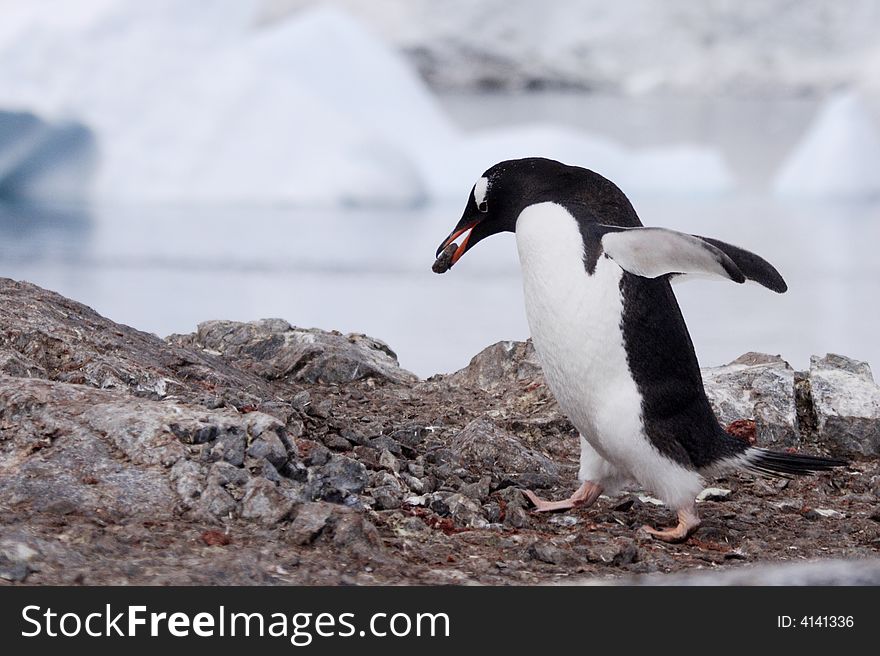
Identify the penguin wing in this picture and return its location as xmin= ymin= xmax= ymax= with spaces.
xmin=686 ymin=236 xmax=787 ymax=293
xmin=597 ymin=226 xmax=787 ymax=293
xmin=599 ymin=226 xmax=746 ymax=284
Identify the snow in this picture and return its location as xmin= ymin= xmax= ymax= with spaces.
xmin=774 ymin=93 xmax=880 ymax=200
xmin=0 ymin=0 xmax=736 ymax=206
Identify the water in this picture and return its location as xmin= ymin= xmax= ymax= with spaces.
xmin=2 ymin=94 xmax=879 ymax=378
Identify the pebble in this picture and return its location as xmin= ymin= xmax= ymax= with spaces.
xmin=432 ymin=243 xmax=457 ymax=274
xmin=697 ymin=487 xmax=733 ymax=502
xmin=528 ymin=541 xmax=570 ymax=565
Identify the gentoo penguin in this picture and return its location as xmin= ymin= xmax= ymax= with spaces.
xmin=434 ymin=157 xmax=844 ymax=542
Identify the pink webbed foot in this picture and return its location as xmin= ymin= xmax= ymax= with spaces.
xmin=642 ymin=506 xmax=701 ymax=543
xmin=523 ymin=481 xmax=603 ymax=513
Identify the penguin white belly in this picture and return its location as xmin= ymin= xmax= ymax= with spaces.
xmin=515 ymin=202 xmax=702 ymax=508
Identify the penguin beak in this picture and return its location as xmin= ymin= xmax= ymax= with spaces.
xmin=436 ymin=219 xmax=480 ymax=266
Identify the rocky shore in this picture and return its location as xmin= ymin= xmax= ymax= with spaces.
xmin=1 ymin=278 xmax=878 ymax=585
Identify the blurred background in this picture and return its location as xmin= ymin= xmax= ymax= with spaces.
xmin=1 ymin=0 xmax=879 ymax=377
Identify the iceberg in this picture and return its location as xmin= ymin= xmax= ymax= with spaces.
xmin=433 ymin=124 xmax=733 ymax=198
xmin=0 ymin=110 xmax=95 ymax=202
xmin=0 ymin=1 xmax=426 ymax=207
xmin=0 ymin=1 xmax=735 ymax=206
xmin=774 ymin=93 xmax=880 ymax=199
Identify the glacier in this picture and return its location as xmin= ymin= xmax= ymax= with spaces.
xmin=0 ymin=0 xmax=736 ymax=206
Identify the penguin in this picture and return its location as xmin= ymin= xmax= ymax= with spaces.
xmin=434 ymin=157 xmax=844 ymax=542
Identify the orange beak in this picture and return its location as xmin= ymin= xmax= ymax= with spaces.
xmin=437 ymin=219 xmax=479 ymax=266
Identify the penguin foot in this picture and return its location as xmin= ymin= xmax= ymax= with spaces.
xmin=523 ymin=481 xmax=602 ymax=513
xmin=642 ymin=506 xmax=701 ymax=543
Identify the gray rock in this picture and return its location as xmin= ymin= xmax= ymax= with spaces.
xmin=322 ymin=433 xmax=353 ymax=451
xmin=251 ymin=457 xmax=283 ymax=483
xmin=445 ymin=493 xmax=489 ymax=528
xmin=448 ymin=339 xmax=543 ymax=391
xmin=496 ymin=486 xmax=529 ymax=507
xmin=484 ymin=501 xmax=503 ymax=523
xmin=0 ymin=556 xmax=30 ymax=582
xmin=429 ymin=492 xmax=451 ymax=516
xmin=611 ymin=544 xmax=640 ymax=567
xmin=378 ymin=449 xmax=400 ymax=473
xmin=323 ymin=455 xmax=368 ymax=493
xmin=0 ymin=278 xmax=276 ymax=408
xmin=210 ymin=433 xmax=246 ymax=467
xmin=403 ymin=474 xmax=425 ymax=493
xmin=461 ymin=476 xmax=492 ymax=503
xmin=299 ymin=439 xmax=331 ymax=467
xmin=371 ymin=486 xmax=403 ymax=510
xmin=331 ymin=512 xmax=385 ymax=556
xmin=0 ymin=350 xmax=46 ymax=378
xmin=0 ymin=378 xmax=190 ymax=518
xmin=528 ymin=541 xmax=574 ymax=565
xmin=701 ymin=353 xmax=800 ymax=448
xmin=171 ymin=460 xmax=206 ymax=507
xmin=352 ymin=445 xmax=380 ymax=469
xmin=369 ymin=435 xmax=404 ymax=456
xmin=199 ymin=483 xmax=237 ymax=518
xmin=207 ymin=461 xmax=249 ymax=488
xmin=247 ymin=431 xmax=288 ymax=469
xmin=504 ymin=505 xmax=532 ymax=529
xmin=180 ymin=319 xmax=418 ymax=385
xmin=451 ymin=418 xmax=560 ymax=488
xmin=239 ymin=478 xmax=298 ymax=524
xmin=808 ymin=354 xmax=880 ymax=456
xmin=288 ymin=502 xmax=335 ymax=544
xmin=496 ymin=487 xmax=533 ymax=528
xmin=286 ymin=418 xmax=305 ymax=439
xmin=0 ymin=540 xmax=39 ymax=582
xmin=371 ymin=471 xmax=402 ymax=491
xmin=309 ymin=455 xmax=368 ymax=502
xmin=389 ymin=423 xmax=428 ymax=448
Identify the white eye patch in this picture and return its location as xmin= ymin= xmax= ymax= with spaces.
xmin=473 ymin=176 xmax=489 ymax=211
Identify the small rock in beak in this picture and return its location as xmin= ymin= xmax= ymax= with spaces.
xmin=432 ymin=243 xmax=458 ymax=274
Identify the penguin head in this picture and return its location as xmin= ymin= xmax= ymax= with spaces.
xmin=435 ymin=158 xmax=563 ymax=268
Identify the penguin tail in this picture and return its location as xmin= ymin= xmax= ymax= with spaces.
xmin=740 ymin=448 xmax=847 ymax=478
xmin=708 ymin=431 xmax=847 ymax=478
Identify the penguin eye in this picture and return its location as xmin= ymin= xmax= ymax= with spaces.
xmin=478 ymin=201 xmax=488 ymax=212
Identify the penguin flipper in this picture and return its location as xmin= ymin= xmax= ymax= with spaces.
xmin=689 ymin=236 xmax=787 ymax=293
xmin=598 ymin=225 xmax=787 ymax=293
xmin=598 ymin=226 xmax=746 ymax=284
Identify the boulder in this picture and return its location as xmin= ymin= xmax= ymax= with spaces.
xmin=172 ymin=318 xmax=418 ymax=385
xmin=701 ymin=353 xmax=800 ymax=448
xmin=0 ymin=376 xmax=302 ymax=521
xmin=448 ymin=339 xmax=543 ymax=391
xmin=450 ymin=418 xmax=560 ymax=489
xmin=807 ymin=354 xmax=880 ymax=457
xmin=0 ymin=278 xmax=276 ymax=409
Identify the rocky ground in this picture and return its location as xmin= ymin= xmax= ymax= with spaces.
xmin=1 ymin=278 xmax=878 ymax=585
